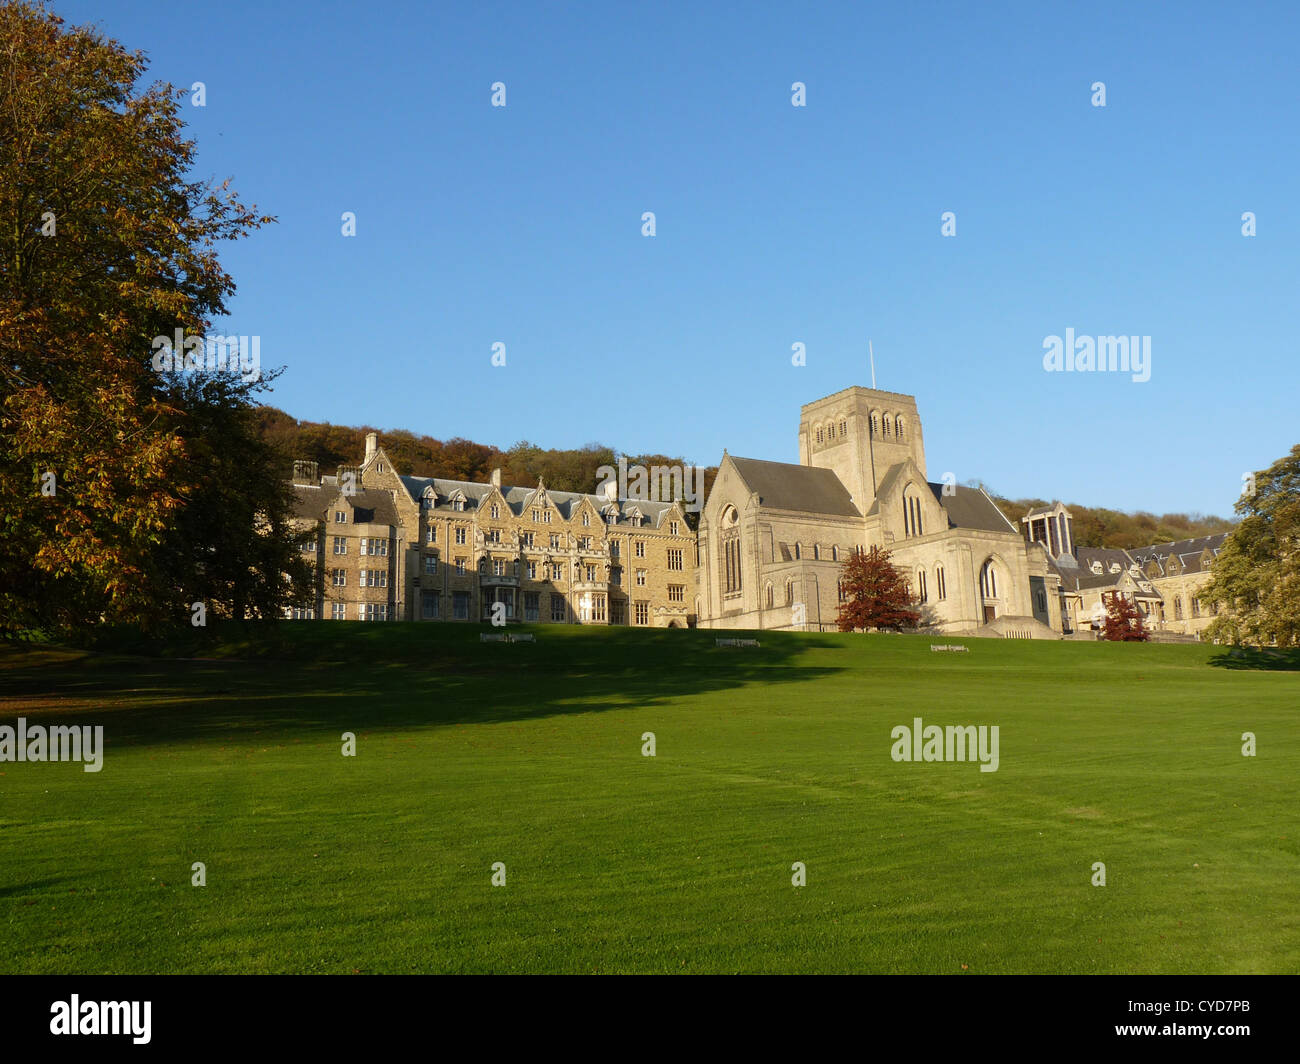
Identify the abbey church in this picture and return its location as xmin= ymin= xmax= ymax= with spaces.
xmin=696 ymin=386 xmax=1224 ymax=639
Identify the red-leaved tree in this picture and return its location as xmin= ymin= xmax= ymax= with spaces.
xmin=1102 ymin=594 xmax=1150 ymax=641
xmin=836 ymin=546 xmax=921 ymax=632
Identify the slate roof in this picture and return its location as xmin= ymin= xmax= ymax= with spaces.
xmin=1127 ymin=534 xmax=1228 ymax=575
xmin=727 ymin=457 xmax=862 ymax=517
xmin=291 ymin=480 xmax=400 ymax=526
xmin=929 ymin=483 xmax=1019 ymax=534
xmin=398 ymin=476 xmax=678 ymax=529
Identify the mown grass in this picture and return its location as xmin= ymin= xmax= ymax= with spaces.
xmin=1 ymin=623 xmax=1297 ymax=973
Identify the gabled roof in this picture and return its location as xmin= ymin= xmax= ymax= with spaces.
xmin=727 ymin=457 xmax=862 ymax=517
xmin=929 ymin=483 xmax=1019 ymax=534
xmin=398 ymin=475 xmax=679 ymax=528
xmin=290 ymin=483 xmax=400 ymax=527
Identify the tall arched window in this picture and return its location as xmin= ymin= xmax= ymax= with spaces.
xmin=785 ymin=580 xmax=794 ymax=605
xmin=1174 ymin=596 xmax=1183 ymax=620
xmin=917 ymin=569 xmax=928 ymax=603
xmin=903 ymin=487 xmax=924 ymax=538
xmin=870 ymin=413 xmax=879 ymax=436
xmin=765 ymin=582 xmax=774 ymax=608
xmin=895 ymin=416 xmax=904 ymax=440
xmin=813 ymin=544 xmax=820 ymax=560
xmin=794 ymin=542 xmax=802 ymax=560
xmin=816 ymin=427 xmax=824 ymax=444
xmin=839 ymin=419 xmax=847 ymax=437
xmin=881 ymin=415 xmax=891 ymax=438
xmin=980 ymin=560 xmax=998 ymax=599
xmin=832 ymin=545 xmax=839 ymax=562
xmin=936 ymin=565 xmax=946 ymax=600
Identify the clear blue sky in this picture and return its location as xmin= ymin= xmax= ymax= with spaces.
xmin=64 ymin=0 xmax=1299 ymax=516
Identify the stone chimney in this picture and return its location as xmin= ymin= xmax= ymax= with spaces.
xmin=292 ymin=460 xmax=319 ymax=485
xmin=364 ymin=432 xmax=378 ymax=462
xmin=490 ymin=467 xmax=502 ymax=488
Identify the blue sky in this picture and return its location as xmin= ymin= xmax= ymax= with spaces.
xmin=65 ymin=1 xmax=1299 ymax=515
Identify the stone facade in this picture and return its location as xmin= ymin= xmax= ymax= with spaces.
xmin=290 ymin=434 xmax=696 ymax=626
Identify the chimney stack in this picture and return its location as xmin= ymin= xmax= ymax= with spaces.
xmin=490 ymin=468 xmax=502 ymax=488
xmin=364 ymin=432 xmax=378 ymax=463
xmin=292 ymin=460 xmax=319 ymax=484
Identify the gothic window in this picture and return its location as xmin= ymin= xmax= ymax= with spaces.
xmin=832 ymin=545 xmax=839 ymax=562
xmin=813 ymin=544 xmax=820 ymax=560
xmin=936 ymin=565 xmax=946 ymax=601
xmin=794 ymin=542 xmax=802 ymax=560
xmin=917 ymin=569 xmax=928 ymax=603
xmin=1174 ymin=596 xmax=1183 ymax=620
xmin=785 ymin=580 xmax=794 ymax=606
xmin=882 ymin=415 xmax=891 ymax=438
xmin=980 ymin=560 xmax=998 ymax=599
xmin=895 ymin=416 xmax=904 ymax=439
xmin=765 ymin=582 xmax=774 ymax=609
xmin=870 ymin=413 xmax=879 ymax=436
xmin=839 ymin=420 xmax=847 ymax=437
xmin=816 ymin=427 xmax=824 ymax=444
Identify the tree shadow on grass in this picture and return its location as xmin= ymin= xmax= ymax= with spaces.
xmin=0 ymin=623 xmax=847 ymax=751
xmin=1206 ymin=646 xmax=1300 ymax=671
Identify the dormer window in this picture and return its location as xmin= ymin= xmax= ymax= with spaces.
xmin=335 ymin=510 xmax=347 ymax=523
xmin=491 ymin=502 xmax=500 ymax=519
xmin=376 ymin=462 xmax=384 ymax=473
xmin=582 ymin=512 xmax=590 ymax=527
xmin=1090 ymin=561 xmax=1103 ymax=574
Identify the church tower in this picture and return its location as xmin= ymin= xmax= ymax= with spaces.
xmin=797 ymin=387 xmax=927 ymax=514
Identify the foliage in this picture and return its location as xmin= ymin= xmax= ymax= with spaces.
xmin=835 ymin=546 xmax=920 ymax=632
xmin=1101 ymin=594 xmax=1149 ymax=641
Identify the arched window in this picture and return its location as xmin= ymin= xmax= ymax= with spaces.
xmin=917 ymin=569 xmax=928 ymax=603
xmin=785 ymin=580 xmax=794 ymax=606
xmin=881 ymin=415 xmax=891 ymax=438
xmin=903 ymin=487 xmax=924 ymax=538
xmin=1174 ymin=596 xmax=1183 ymax=620
xmin=765 ymin=582 xmax=774 ymax=609
xmin=936 ymin=565 xmax=946 ymax=601
xmin=794 ymin=542 xmax=802 ymax=560
xmin=816 ymin=427 xmax=824 ymax=444
xmin=832 ymin=545 xmax=839 ymax=562
xmin=839 ymin=419 xmax=847 ymax=437
xmin=980 ymin=560 xmax=998 ymax=599
xmin=1191 ymin=598 xmax=1200 ymax=618
xmin=895 ymin=416 xmax=904 ymax=440
xmin=813 ymin=544 xmax=820 ymax=560
xmin=870 ymin=413 xmax=879 ymax=436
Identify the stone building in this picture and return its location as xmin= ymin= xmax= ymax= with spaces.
xmin=289 ymin=433 xmax=697 ymax=626
xmin=696 ymin=386 xmax=1058 ymax=636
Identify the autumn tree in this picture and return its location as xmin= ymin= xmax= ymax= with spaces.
xmin=835 ymin=546 xmax=921 ymax=632
xmin=0 ymin=1 xmax=309 ymax=634
xmin=1200 ymin=445 xmax=1300 ymax=647
xmin=1101 ymin=594 xmax=1149 ymax=641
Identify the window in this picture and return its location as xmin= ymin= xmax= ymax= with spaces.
xmin=668 ymin=548 xmax=683 ymax=571
xmin=493 ymin=559 xmax=506 ymax=577
xmin=634 ymin=601 xmax=649 ymax=625
xmin=453 ymin=591 xmax=469 ymax=619
xmin=284 ymin=606 xmax=315 ymax=621
xmin=586 ymin=564 xmax=596 ymax=581
xmin=549 ymin=534 xmax=561 ymax=551
xmin=578 ymin=536 xmax=591 ymax=550
xmin=335 ymin=510 xmax=347 ymax=523
xmin=813 ymin=544 xmax=820 ymax=560
xmin=1174 ymin=596 xmax=1183 ymax=620
xmin=794 ymin=543 xmax=802 ymax=560
xmin=610 ymin=540 xmax=620 ymax=558
xmin=580 ymin=594 xmax=606 ymax=622
xmin=670 ymin=521 xmax=679 ymax=535
xmin=301 ymin=539 xmax=317 ymax=554
xmin=904 ymin=492 xmax=923 ymax=537
xmin=361 ymin=603 xmax=388 ymax=622
xmin=421 ymin=591 xmax=440 ymax=619
xmin=917 ymin=570 xmax=928 ymax=604
xmin=485 ymin=528 xmax=500 ymax=544
xmin=668 ymin=584 xmax=684 ymax=602
xmin=980 ymin=561 xmax=998 ymax=599
xmin=424 ymin=555 xmax=438 ymax=576
xmin=936 ymin=565 xmax=946 ymax=601
xmin=427 ymin=526 xmax=437 ymax=545
xmin=455 ymin=526 xmax=467 ymax=545
xmin=816 ymin=427 xmax=824 ymax=444
xmin=531 ymin=508 xmax=540 ymax=522
xmin=550 ymin=594 xmax=566 ymax=622
xmin=1192 ymin=598 xmax=1201 ymax=618
xmin=331 ymin=602 xmax=346 ymax=621
xmin=551 ymin=562 xmax=564 ymax=581
xmin=360 ymin=537 xmax=388 ymax=557
xmin=839 ymin=420 xmax=847 ymax=437
xmin=832 ymin=546 xmax=839 ymax=562
xmin=361 ymin=570 xmax=388 ymax=588
xmin=332 ymin=536 xmax=348 ymax=555
xmin=723 ymin=535 xmax=741 ymax=594
xmin=635 ymin=541 xmax=645 ymax=558
xmin=895 ymin=417 xmax=904 ymax=440
xmin=611 ymin=600 xmax=627 ymax=625
xmin=332 ymin=568 xmax=346 ymax=587
xmin=611 ymin=566 xmax=622 ymax=586
xmin=838 ymin=579 xmax=847 ymax=603
xmin=786 ymin=580 xmax=794 ymax=605
xmin=542 ymin=509 xmax=552 ymax=524
xmin=526 ymin=561 xmax=537 ymax=579
xmin=582 ymin=511 xmax=591 ymax=527
xmin=765 ymin=583 xmax=774 ymax=608
xmin=524 ymin=592 xmax=540 ymax=621
xmin=636 ymin=569 xmax=647 ymax=587
xmin=490 ymin=502 xmax=500 ymax=519
xmin=452 ymin=497 xmax=465 ymax=511
xmin=870 ymin=413 xmax=878 ymax=436
xmin=1036 ymin=590 xmax=1047 ymax=613
xmin=521 ymin=532 xmax=534 ymax=548
xmin=376 ymin=461 xmax=384 ymax=473
xmin=606 ymin=511 xmax=618 ymax=525
xmin=455 ymin=557 xmax=466 ymax=575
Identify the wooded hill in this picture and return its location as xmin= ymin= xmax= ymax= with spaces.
xmin=256 ymin=407 xmax=1233 ymax=550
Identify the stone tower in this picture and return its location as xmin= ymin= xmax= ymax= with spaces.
xmin=797 ymin=387 xmax=927 ymax=514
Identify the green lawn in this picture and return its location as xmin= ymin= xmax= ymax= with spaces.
xmin=1 ymin=624 xmax=1297 ymax=974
